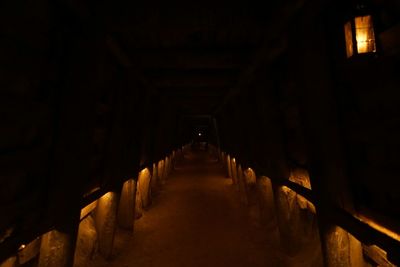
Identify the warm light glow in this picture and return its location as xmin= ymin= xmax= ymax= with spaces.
xmin=80 ymin=200 xmax=98 ymax=220
xmin=354 ymin=214 xmax=400 ymax=242
xmin=344 ymin=21 xmax=354 ymax=58
xmin=281 ymin=185 xmax=291 ymax=194
xmin=363 ymin=245 xmax=396 ymax=266
xmin=102 ymin=192 xmax=113 ymax=200
xmin=344 ymin=15 xmax=376 ymax=57
xmin=244 ymin=168 xmax=257 ymax=185
xmin=289 ymin=169 xmax=312 ymax=189
xmin=355 ymin=15 xmax=376 ymax=54
xmin=118 ymin=179 xmax=136 ymax=228
xmin=329 ymin=227 xmax=396 ymax=266
xmin=370 ymin=245 xmax=388 ymax=257
xmin=138 ymin=168 xmax=151 ymax=184
xmin=198 ymin=133 xmax=202 ymax=136
xmin=281 ymin=186 xmax=316 ymax=213
xmin=17 ymin=238 xmax=42 ymax=265
xmin=140 ymin=168 xmax=150 ymax=175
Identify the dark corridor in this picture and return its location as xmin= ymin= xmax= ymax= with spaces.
xmin=93 ymin=149 xmax=281 ymax=267
xmin=1 ymin=1 xmax=400 ymax=267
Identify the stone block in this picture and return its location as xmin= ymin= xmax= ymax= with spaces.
xmin=118 ymin=179 xmax=136 ymax=229
xmin=94 ymin=192 xmax=118 ymax=259
xmin=0 ymin=257 xmax=17 ymax=267
xmin=138 ymin=169 xmax=152 ymax=209
xmin=73 ymin=216 xmax=98 ymax=267
xmin=17 ymin=238 xmax=41 ymax=265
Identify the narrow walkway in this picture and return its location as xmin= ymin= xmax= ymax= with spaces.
xmin=98 ymin=150 xmax=279 ymax=267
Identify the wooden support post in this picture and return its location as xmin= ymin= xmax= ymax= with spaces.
xmin=165 ymin=157 xmax=170 ymax=177
xmin=138 ymin=169 xmax=152 ymax=209
xmin=73 ymin=215 xmax=98 ymax=267
xmin=244 ymin=169 xmax=259 ymax=224
xmin=322 ymin=225 xmax=365 ymax=267
xmin=171 ymin=151 xmax=176 ymax=170
xmin=257 ymin=176 xmax=279 ymax=230
xmin=292 ymin=3 xmax=365 ymax=266
xmin=151 ymin=163 xmax=159 ymax=193
xmin=231 ymin=158 xmax=238 ymax=190
xmin=118 ymin=179 xmax=136 ymax=230
xmin=134 ymin=179 xmax=144 ymax=219
xmin=272 ymin=184 xmax=323 ymax=266
xmin=94 ymin=192 xmax=119 ymax=259
xmin=237 ymin=165 xmax=248 ymax=205
xmin=226 ymin=155 xmax=232 ymax=178
xmin=158 ymin=160 xmax=165 ymax=185
xmin=151 ymin=163 xmax=160 ymax=193
xmin=38 ymin=230 xmax=77 ymax=267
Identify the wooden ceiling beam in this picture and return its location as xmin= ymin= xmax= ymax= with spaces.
xmin=131 ymin=47 xmax=253 ymax=70
xmin=144 ymin=68 xmax=240 ymax=77
xmin=156 ymin=85 xmax=230 ymax=95
xmin=153 ymin=75 xmax=236 ymax=88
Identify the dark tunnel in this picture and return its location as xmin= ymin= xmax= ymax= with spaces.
xmin=1 ymin=0 xmax=400 ymax=266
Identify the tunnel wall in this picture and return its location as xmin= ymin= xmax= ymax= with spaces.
xmin=0 ymin=149 xmax=179 ymax=267
xmin=0 ymin=2 xmax=183 ymax=264
xmin=1 ymin=0 xmax=400 ymax=266
xmin=216 ymin=1 xmax=400 ymax=266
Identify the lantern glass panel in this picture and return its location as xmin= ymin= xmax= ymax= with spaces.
xmin=354 ymin=15 xmax=376 ymax=54
xmin=344 ymin=21 xmax=354 ymax=58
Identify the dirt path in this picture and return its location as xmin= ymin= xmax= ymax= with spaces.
xmin=95 ymin=150 xmax=280 ymax=267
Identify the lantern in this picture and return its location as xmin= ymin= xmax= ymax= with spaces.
xmin=344 ymin=5 xmax=377 ymax=58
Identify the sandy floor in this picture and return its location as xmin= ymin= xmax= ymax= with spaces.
xmin=94 ymin=150 xmax=280 ymax=267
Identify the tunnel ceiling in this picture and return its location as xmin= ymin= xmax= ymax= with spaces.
xmin=107 ymin=2 xmax=275 ymax=116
